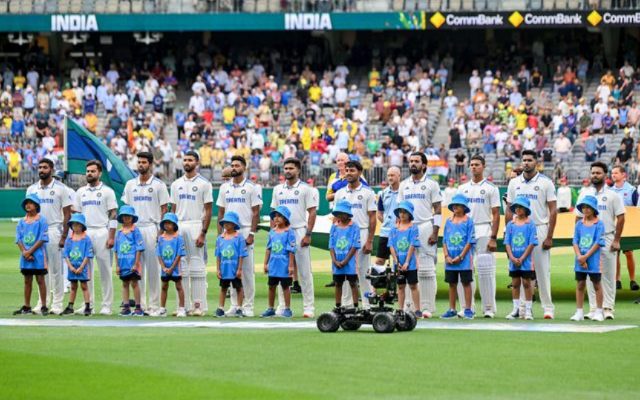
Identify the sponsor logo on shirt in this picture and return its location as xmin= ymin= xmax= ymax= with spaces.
xmin=23 ymin=232 xmax=36 ymax=246
xmin=133 ymin=196 xmax=153 ymax=202
xmin=82 ymin=200 xmax=102 ymax=206
xmin=404 ymin=193 xmax=426 ymax=200
xmin=221 ymin=245 xmax=235 ymax=259
xmin=512 ymin=232 xmax=526 ymax=247
xmin=69 ymin=247 xmax=83 ymax=262
xmin=178 ymin=194 xmax=197 ymax=201
xmin=580 ymin=235 xmax=593 ymax=248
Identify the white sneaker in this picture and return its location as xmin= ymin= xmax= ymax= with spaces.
xmin=592 ymin=311 xmax=605 ymax=322
xmin=243 ymin=309 xmax=254 ymax=317
xmin=524 ymin=310 xmax=534 ymax=320
xmin=50 ymin=307 xmax=63 ymax=315
xmin=603 ymin=309 xmax=614 ymax=320
xmin=570 ymin=311 xmax=584 ymax=321
xmin=483 ymin=311 xmax=495 ymax=319
xmin=176 ymin=308 xmax=186 ymax=318
xmin=456 ymin=310 xmax=465 ymax=318
xmin=148 ymin=309 xmax=161 ymax=317
xmin=225 ymin=306 xmax=238 ymax=316
xmin=172 ymin=309 xmax=179 ymax=317
xmin=157 ymin=308 xmax=167 ymax=317
xmin=584 ymin=311 xmax=594 ymax=320
xmin=99 ymin=307 xmax=112 ymax=316
xmin=505 ymin=309 xmax=519 ymax=320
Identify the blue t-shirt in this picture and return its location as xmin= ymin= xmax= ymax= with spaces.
xmin=63 ymin=235 xmax=94 ymax=281
xmin=377 ymin=188 xmax=399 ymax=238
xmin=267 ymin=229 xmax=297 ymax=278
xmin=329 ymin=223 xmax=361 ymax=275
xmin=156 ymin=234 xmax=187 ymax=277
xmin=443 ymin=217 xmax=476 ymax=271
xmin=114 ymin=228 xmax=145 ymax=277
xmin=388 ymin=224 xmax=421 ymax=271
xmin=504 ymin=220 xmax=538 ymax=271
xmin=573 ymin=219 xmax=606 ymax=274
xmin=16 ymin=216 xmax=49 ymax=271
xmin=215 ymin=234 xmax=248 ymax=280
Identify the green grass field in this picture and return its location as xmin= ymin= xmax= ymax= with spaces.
xmin=1 ymin=221 xmax=639 ymax=399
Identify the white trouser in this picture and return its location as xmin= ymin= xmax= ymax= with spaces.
xmin=180 ymin=220 xmax=208 ymax=312
xmin=138 ymin=224 xmax=160 ymax=311
xmin=520 ymin=224 xmax=554 ymax=314
xmin=38 ymin=226 xmax=64 ymax=311
xmin=416 ymin=221 xmax=437 ymax=313
xmin=341 ymin=228 xmax=373 ymax=308
xmin=230 ymin=227 xmax=255 ymax=313
xmin=588 ymin=234 xmax=616 ymax=311
xmin=86 ymin=227 xmax=113 ymax=311
xmin=277 ymin=227 xmax=314 ymax=314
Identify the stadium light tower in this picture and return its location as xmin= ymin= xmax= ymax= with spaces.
xmin=7 ymin=33 xmax=33 ymax=46
xmin=133 ymin=32 xmax=163 ymax=45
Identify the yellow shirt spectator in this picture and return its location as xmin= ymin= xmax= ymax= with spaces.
xmin=308 ymin=85 xmax=321 ymax=103
xmin=13 ymin=75 xmax=26 ymax=90
xmin=199 ymin=145 xmax=213 ymax=167
xmin=85 ymin=113 xmax=98 ymax=133
xmin=223 ymin=106 xmax=236 ymax=125
xmin=139 ymin=127 xmax=155 ymax=141
xmin=301 ymin=127 xmax=312 ymax=151
xmin=515 ymin=112 xmax=528 ymax=131
xmin=212 ymin=148 xmax=225 ymax=168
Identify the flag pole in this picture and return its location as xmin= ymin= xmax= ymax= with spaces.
xmin=63 ymin=115 xmax=68 ymax=172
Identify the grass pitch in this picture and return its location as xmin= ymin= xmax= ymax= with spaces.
xmin=0 ymin=221 xmax=638 ymax=399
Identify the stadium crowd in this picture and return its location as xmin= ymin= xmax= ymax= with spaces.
xmin=1 ymin=45 xmax=640 ymax=189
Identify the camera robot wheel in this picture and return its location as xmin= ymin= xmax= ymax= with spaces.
xmin=372 ymin=312 xmax=395 ymax=333
xmin=395 ymin=311 xmax=417 ymax=332
xmin=340 ymin=319 xmax=362 ymax=331
xmin=317 ymin=312 xmax=340 ymax=333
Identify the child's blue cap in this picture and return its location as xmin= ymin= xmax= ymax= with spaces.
xmin=394 ymin=201 xmax=415 ymax=220
xmin=577 ymin=195 xmax=599 ymax=216
xmin=332 ymin=200 xmax=353 ymax=218
xmin=160 ymin=213 xmax=179 ymax=231
xmin=67 ymin=213 xmax=87 ymax=231
xmin=117 ymin=205 xmax=139 ymax=223
xmin=219 ymin=211 xmax=241 ymax=231
xmin=22 ymin=193 xmax=41 ymax=213
xmin=509 ymin=195 xmax=532 ymax=216
xmin=270 ymin=205 xmax=291 ymax=225
xmin=448 ymin=193 xmax=471 ymax=214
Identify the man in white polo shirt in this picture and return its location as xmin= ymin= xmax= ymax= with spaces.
xmin=27 ymin=158 xmax=72 ymax=315
xmin=216 ymin=155 xmax=262 ymax=317
xmin=334 ymin=160 xmax=377 ymax=309
xmin=398 ymin=152 xmax=442 ymax=317
xmin=575 ymin=161 xmax=625 ymax=320
xmin=74 ymin=160 xmax=117 ymax=315
xmin=271 ymin=158 xmax=318 ymax=317
xmin=506 ymin=150 xmax=557 ymax=319
xmin=121 ymin=152 xmax=170 ymax=313
xmin=169 ymin=150 xmax=213 ymax=316
xmin=457 ymin=155 xmax=500 ymax=318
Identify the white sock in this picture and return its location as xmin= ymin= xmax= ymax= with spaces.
xmin=575 ymin=308 xmax=584 ymax=316
xmin=596 ymin=308 xmax=604 ymax=314
xmin=512 ymin=299 xmax=520 ymax=311
xmin=525 ymin=301 xmax=533 ymax=311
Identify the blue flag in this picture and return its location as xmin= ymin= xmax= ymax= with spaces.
xmin=64 ymin=118 xmax=135 ymax=203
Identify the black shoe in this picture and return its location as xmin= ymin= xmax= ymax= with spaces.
xmin=61 ymin=306 xmax=74 ymax=315
xmin=128 ymin=299 xmax=136 ymax=307
xmin=40 ymin=306 xmax=49 ymax=316
xmin=13 ymin=306 xmax=32 ymax=315
xmin=325 ymin=281 xmax=336 ymax=288
xmin=616 ymin=280 xmax=622 ymax=290
xmin=631 ymin=281 xmax=639 ymax=291
xmin=291 ymin=284 xmax=302 ymax=294
xmin=83 ymin=308 xmax=92 ymax=316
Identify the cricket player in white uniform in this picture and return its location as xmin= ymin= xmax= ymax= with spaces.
xmin=169 ymin=150 xmax=213 ymax=316
xmin=121 ymin=152 xmax=170 ymax=312
xmin=334 ymin=160 xmax=377 ymax=309
xmin=216 ymin=155 xmax=262 ymax=317
xmin=271 ymin=158 xmax=318 ymax=318
xmin=53 ymin=170 xmax=74 ymax=294
xmin=398 ymin=152 xmax=442 ymax=317
xmin=74 ymin=160 xmax=117 ymax=315
xmin=506 ymin=150 xmax=557 ymax=319
xmin=27 ymin=159 xmax=72 ymax=315
xmin=576 ymin=162 xmax=625 ymax=320
xmin=457 ymin=155 xmax=500 ymax=317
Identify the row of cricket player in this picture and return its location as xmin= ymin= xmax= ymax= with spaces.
xmin=24 ymin=148 xmax=627 ymax=320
